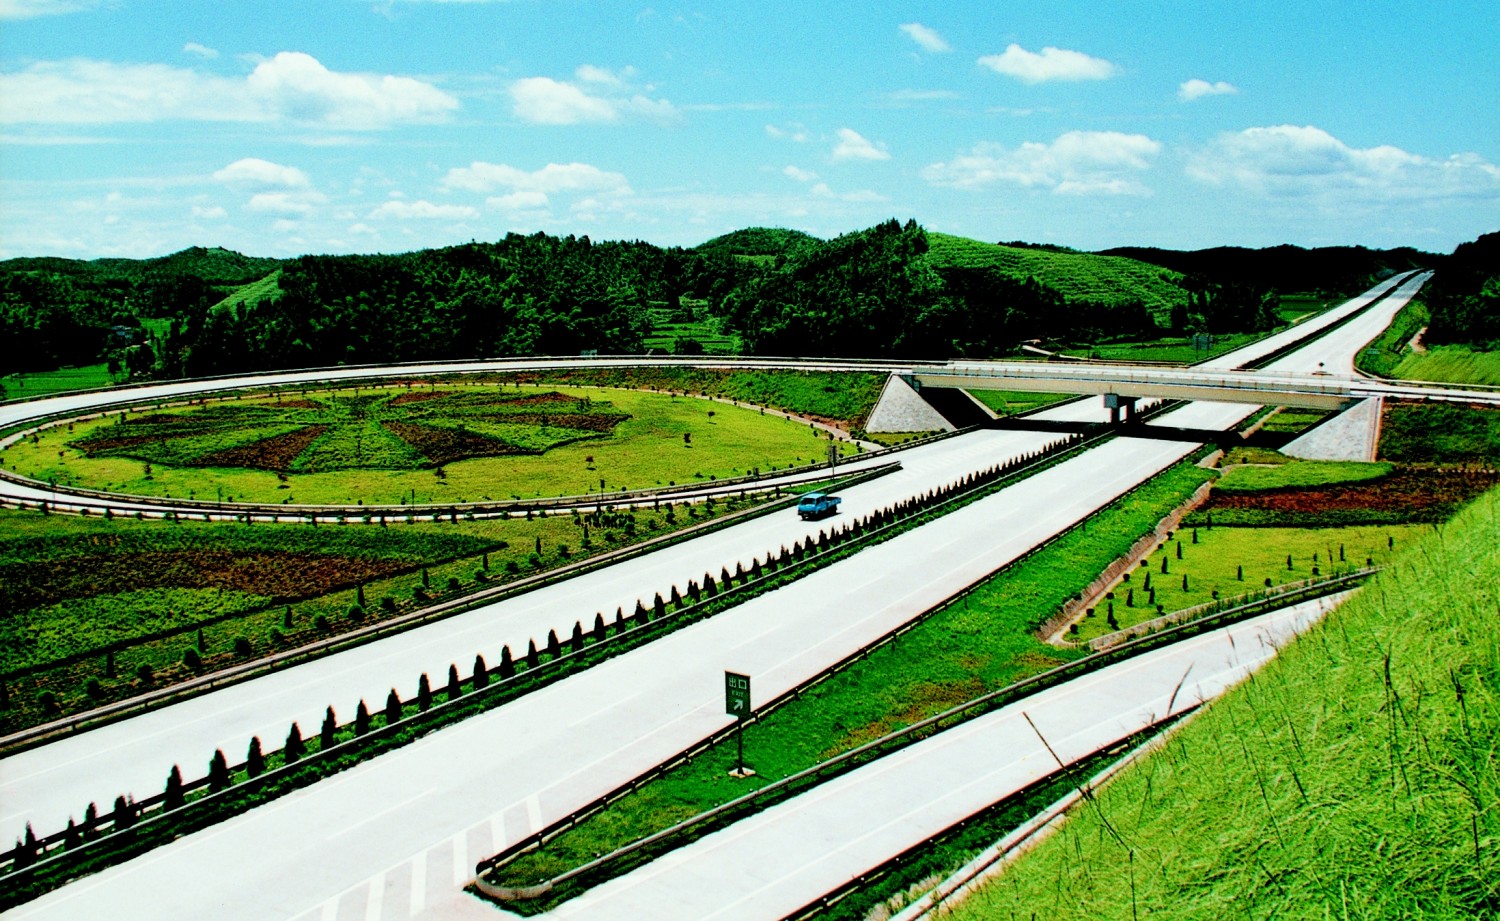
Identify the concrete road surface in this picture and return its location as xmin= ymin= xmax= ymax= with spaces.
xmin=549 ymin=594 xmax=1348 ymax=921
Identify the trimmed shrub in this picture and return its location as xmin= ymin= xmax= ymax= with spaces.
xmin=208 ymin=749 xmax=230 ymax=792
xmin=384 ymin=689 xmax=402 ymax=726
xmin=164 ymin=765 xmax=185 ymax=810
xmin=473 ymin=654 xmax=489 ymax=690
xmin=499 ymin=646 xmax=515 ymax=679
xmin=355 ymin=701 xmax=371 ymax=736
xmin=320 ymin=707 xmax=337 ymax=750
xmin=447 ymin=664 xmax=462 ymax=700
xmin=246 ymin=736 xmax=264 ymax=779
xmin=284 ymin=723 xmax=305 ymax=765
xmin=233 ymin=636 xmax=253 ymax=657
xmin=418 ymin=674 xmax=432 ymax=712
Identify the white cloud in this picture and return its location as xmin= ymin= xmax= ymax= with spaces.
xmin=922 ymin=130 xmax=1160 ymax=195
xmin=369 ymin=200 xmax=480 ymax=220
xmin=887 ymin=89 xmax=960 ymax=103
xmin=212 ymin=157 xmax=310 ymax=188
xmin=0 ymin=0 xmax=96 ymax=19
xmin=831 ymin=128 xmax=890 ymax=162
xmin=574 ymin=64 xmax=631 ymax=86
xmin=510 ymin=72 xmax=675 ymax=125
xmin=978 ymin=44 xmax=1118 ymax=84
xmin=442 ymin=161 xmax=632 ymax=214
xmin=1187 ymin=125 xmax=1500 ymax=202
xmin=246 ymin=52 xmax=458 ymax=129
xmin=183 ymin=42 xmax=219 ymax=60
xmin=1179 ymin=78 xmax=1237 ymax=102
xmin=765 ymin=123 xmax=809 ymax=143
xmin=488 ymin=190 xmax=551 ymax=211
xmin=443 ymin=161 xmax=631 ymax=195
xmin=191 ymin=205 xmax=228 ymax=220
xmin=0 ymin=52 xmax=457 ymax=128
xmin=783 ymin=165 xmax=818 ymax=182
xmin=247 ymin=190 xmax=325 ymax=216
xmin=899 ymin=23 xmax=951 ymax=53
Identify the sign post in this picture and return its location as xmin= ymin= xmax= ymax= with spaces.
xmin=724 ymin=671 xmax=754 ymax=777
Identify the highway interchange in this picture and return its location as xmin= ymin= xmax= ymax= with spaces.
xmin=0 ymin=271 xmax=1450 ymax=919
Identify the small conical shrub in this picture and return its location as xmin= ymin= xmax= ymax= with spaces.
xmin=246 ymin=737 xmax=264 ymax=779
xmin=164 ymin=765 xmax=185 ymax=810
xmin=321 ymin=707 xmax=337 ymax=749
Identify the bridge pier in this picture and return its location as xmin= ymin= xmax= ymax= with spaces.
xmin=1103 ymin=393 xmax=1139 ymax=425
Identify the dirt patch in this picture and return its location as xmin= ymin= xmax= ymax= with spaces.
xmin=389 ymin=390 xmax=454 ymax=406
xmin=1200 ymin=468 xmax=1499 ymax=521
xmin=69 ymin=433 xmax=163 ymax=454
xmin=0 ymin=551 xmax=411 ymax=610
xmin=382 ymin=421 xmax=528 ymax=465
xmin=195 ymin=424 xmax=331 ymax=471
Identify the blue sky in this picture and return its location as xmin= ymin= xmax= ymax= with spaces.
xmin=1 ymin=0 xmax=1496 ymax=259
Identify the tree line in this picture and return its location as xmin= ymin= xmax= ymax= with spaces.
xmin=1 ymin=223 xmax=1464 ymax=381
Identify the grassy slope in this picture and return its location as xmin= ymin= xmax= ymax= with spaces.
xmin=924 ymin=233 xmax=1189 ymax=319
xmin=947 ymin=487 xmax=1500 ymax=920
xmin=207 ymin=270 xmax=282 ymax=318
xmin=1392 ymin=346 xmax=1500 ymax=387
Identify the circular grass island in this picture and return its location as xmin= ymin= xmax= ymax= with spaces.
xmin=7 ymin=378 xmax=850 ymax=507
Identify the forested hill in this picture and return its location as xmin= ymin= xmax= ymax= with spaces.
xmin=1 ymin=222 xmax=1449 ymax=380
xmin=1423 ymin=230 xmax=1500 ymax=349
xmin=1099 ymin=243 xmax=1432 ymax=298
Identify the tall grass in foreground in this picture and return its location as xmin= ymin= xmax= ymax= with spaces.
xmin=947 ymin=488 xmax=1500 ymax=920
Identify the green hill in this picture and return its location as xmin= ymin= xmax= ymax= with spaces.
xmin=694 ymin=227 xmax=820 ymax=262
xmin=944 ymin=485 xmax=1500 ymax=920
xmin=925 ymin=232 xmax=1189 ymax=319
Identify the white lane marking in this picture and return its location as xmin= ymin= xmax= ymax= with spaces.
xmin=451 ymin=832 xmax=468 ymax=886
xmin=363 ymin=872 xmax=384 ymax=921
xmin=409 ymin=852 xmax=427 ymax=915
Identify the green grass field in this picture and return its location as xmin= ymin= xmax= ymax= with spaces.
xmin=1069 ymin=523 xmax=1419 ymax=644
xmin=924 ymin=233 xmax=1189 ymax=320
xmin=1379 ymin=402 xmax=1500 ymax=464
xmin=1214 ymin=459 xmax=1392 ymax=492
xmin=486 ymin=462 xmax=1215 ymax=900
xmin=1 ymin=365 xmax=115 ymax=401
xmin=945 ymin=486 xmax=1500 ymax=920
xmin=5 ymin=382 xmax=840 ymax=505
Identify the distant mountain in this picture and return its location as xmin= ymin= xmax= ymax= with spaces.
xmin=1 ymin=246 xmax=282 ymax=287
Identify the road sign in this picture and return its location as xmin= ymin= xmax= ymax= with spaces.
xmin=725 ymin=671 xmax=751 ymax=718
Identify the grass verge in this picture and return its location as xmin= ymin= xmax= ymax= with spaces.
xmin=941 ymin=486 xmax=1500 ymax=920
